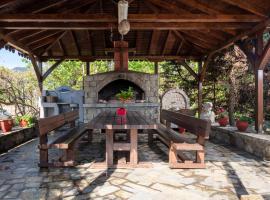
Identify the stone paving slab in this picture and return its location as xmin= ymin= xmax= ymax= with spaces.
xmin=0 ymin=130 xmax=269 ymax=200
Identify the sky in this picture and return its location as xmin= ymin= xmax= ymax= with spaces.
xmin=0 ymin=48 xmax=27 ymax=69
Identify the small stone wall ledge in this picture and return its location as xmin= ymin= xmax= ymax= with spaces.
xmin=0 ymin=127 xmax=37 ymax=154
xmin=210 ymin=125 xmax=270 ymax=160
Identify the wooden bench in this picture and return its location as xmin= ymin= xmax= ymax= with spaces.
xmin=38 ymin=110 xmax=90 ymax=167
xmin=149 ymin=109 xmax=211 ymax=169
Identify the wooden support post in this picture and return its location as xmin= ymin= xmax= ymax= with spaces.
xmin=86 ymin=62 xmax=90 ymax=75
xmin=255 ymin=33 xmax=264 ymax=133
xmin=198 ymin=61 xmax=203 ymax=117
xmin=38 ymin=61 xmax=43 ymax=92
xmin=154 ymin=61 xmax=158 ymax=74
xmin=255 ymin=69 xmax=264 ymax=133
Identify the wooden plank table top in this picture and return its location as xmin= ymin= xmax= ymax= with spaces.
xmin=87 ymin=111 xmax=157 ymax=130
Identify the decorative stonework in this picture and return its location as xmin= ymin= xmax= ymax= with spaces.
xmin=83 ymin=71 xmax=159 ymax=122
xmin=161 ymin=89 xmax=189 ymax=110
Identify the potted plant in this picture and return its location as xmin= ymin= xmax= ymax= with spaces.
xmin=18 ymin=114 xmax=36 ymax=128
xmin=0 ymin=109 xmax=13 ymax=133
xmin=115 ymin=87 xmax=134 ymax=116
xmin=236 ymin=115 xmax=252 ymax=132
xmin=216 ymin=108 xmax=229 ymax=127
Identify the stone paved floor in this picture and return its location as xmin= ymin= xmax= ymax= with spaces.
xmin=0 ymin=129 xmax=270 ymax=200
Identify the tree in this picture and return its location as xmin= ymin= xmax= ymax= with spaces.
xmin=0 ymin=66 xmax=39 ymax=116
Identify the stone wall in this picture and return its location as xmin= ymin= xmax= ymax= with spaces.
xmin=83 ymin=71 xmax=160 ymax=122
xmin=0 ymin=127 xmax=37 ymax=153
xmin=210 ymin=125 xmax=270 ymax=160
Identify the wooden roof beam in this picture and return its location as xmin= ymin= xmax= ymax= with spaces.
xmin=39 ymin=55 xmax=201 ymax=62
xmin=221 ymin=0 xmax=268 ymax=17
xmin=0 ymin=22 xmax=254 ymax=30
xmin=0 ymin=14 xmax=263 ymax=23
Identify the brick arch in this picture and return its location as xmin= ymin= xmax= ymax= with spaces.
xmin=97 ymin=73 xmax=147 ymax=96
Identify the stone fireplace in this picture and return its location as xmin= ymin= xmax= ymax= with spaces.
xmin=83 ymin=71 xmax=159 ymax=122
xmin=83 ymin=40 xmax=160 ymax=123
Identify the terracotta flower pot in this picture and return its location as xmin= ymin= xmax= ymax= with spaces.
xmin=0 ymin=119 xmax=13 ymax=133
xmin=116 ymin=108 xmax=127 ymax=116
xmin=218 ymin=117 xmax=229 ymax=127
xmin=179 ymin=127 xmax=185 ymax=134
xmin=20 ymin=120 xmax=28 ymax=127
xmin=236 ymin=120 xmax=249 ymax=132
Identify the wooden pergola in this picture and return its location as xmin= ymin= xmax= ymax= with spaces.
xmin=0 ymin=0 xmax=270 ymax=133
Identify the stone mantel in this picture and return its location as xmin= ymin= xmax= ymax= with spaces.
xmin=83 ymin=102 xmax=160 ymax=108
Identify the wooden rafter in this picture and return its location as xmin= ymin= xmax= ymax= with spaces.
xmin=162 ymin=30 xmax=171 ymax=55
xmin=58 ymin=39 xmax=66 ymax=56
xmin=210 ymin=17 xmax=270 ymax=55
xmin=177 ymin=0 xmax=221 ymax=14
xmin=148 ymin=30 xmax=160 ymax=55
xmin=176 ymin=40 xmax=184 ymax=55
xmin=0 ymin=30 xmax=36 ymax=55
xmin=87 ymin=30 xmax=94 ymax=56
xmin=70 ymin=30 xmax=81 ymax=56
xmin=40 ymin=31 xmax=67 ymax=56
xmin=221 ymin=0 xmax=268 ymax=17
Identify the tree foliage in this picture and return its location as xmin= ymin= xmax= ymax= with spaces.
xmin=0 ymin=66 xmax=39 ymax=116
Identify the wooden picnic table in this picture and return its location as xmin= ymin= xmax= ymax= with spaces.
xmin=87 ymin=111 xmax=157 ymax=168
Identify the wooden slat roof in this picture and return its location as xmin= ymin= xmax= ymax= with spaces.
xmin=0 ymin=0 xmax=270 ymax=62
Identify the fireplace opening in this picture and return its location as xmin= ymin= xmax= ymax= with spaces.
xmin=98 ymin=79 xmax=145 ymax=102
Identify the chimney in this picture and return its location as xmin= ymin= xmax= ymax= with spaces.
xmin=114 ymin=41 xmax=128 ymax=71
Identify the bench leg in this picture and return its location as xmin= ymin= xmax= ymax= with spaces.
xmin=130 ymin=129 xmax=138 ymax=166
xmin=87 ymin=129 xmax=93 ymax=142
xmin=196 ymin=150 xmax=205 ymax=164
xmin=106 ymin=129 xmax=114 ymax=167
xmin=148 ymin=130 xmax=153 ymax=145
xmin=39 ymin=149 xmax=49 ymax=168
xmin=169 ymin=144 xmax=178 ymax=165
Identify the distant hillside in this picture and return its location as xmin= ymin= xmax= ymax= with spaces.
xmin=12 ymin=67 xmax=27 ymax=72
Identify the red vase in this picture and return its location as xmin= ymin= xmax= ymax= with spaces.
xmin=116 ymin=108 xmax=127 ymax=116
xmin=179 ymin=127 xmax=185 ymax=134
xmin=0 ymin=119 xmax=13 ymax=133
xmin=236 ymin=120 xmax=249 ymax=132
xmin=20 ymin=120 xmax=28 ymax=127
xmin=218 ymin=117 xmax=228 ymax=127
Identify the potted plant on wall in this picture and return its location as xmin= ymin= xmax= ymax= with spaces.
xmin=0 ymin=109 xmax=13 ymax=133
xmin=116 ymin=87 xmax=134 ymax=116
xmin=16 ymin=114 xmax=36 ymax=128
xmin=236 ymin=115 xmax=252 ymax=132
xmin=216 ymin=108 xmax=229 ymax=127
